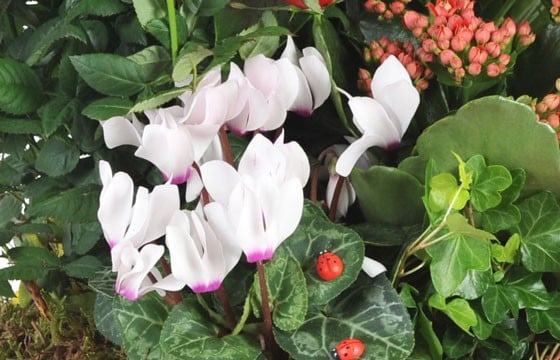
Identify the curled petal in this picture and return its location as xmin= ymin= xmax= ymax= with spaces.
xmin=371 ymin=55 xmax=414 ymax=96
xmin=362 ymin=256 xmax=387 ymax=278
xmin=200 ymin=160 xmax=240 ymax=205
xmin=335 ymin=134 xmax=387 ymax=177
xmin=325 ymin=174 xmax=356 ymax=220
xmin=101 ymin=115 xmax=143 ymax=149
xmin=348 ymin=97 xmax=400 ymax=142
xmin=300 ymin=48 xmax=331 ymax=110
xmin=98 ymin=169 xmax=134 ymax=248
xmin=374 ymin=80 xmax=420 ymax=137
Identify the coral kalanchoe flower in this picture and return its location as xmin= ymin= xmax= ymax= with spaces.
xmin=200 ymin=133 xmax=309 ymax=262
xmin=165 ymin=208 xmax=241 ymax=293
xmin=336 ymin=55 xmax=420 ymax=177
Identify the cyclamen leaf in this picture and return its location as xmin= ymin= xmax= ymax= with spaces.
xmin=0 ymin=58 xmax=43 ymax=114
xmin=160 ymin=296 xmax=261 ymax=360
xmin=113 ymin=292 xmax=171 ymax=360
xmin=94 ymin=293 xmax=123 ymax=346
xmin=70 ymin=54 xmax=147 ymax=96
xmin=275 ymin=276 xmax=414 ymax=360
xmin=514 ymin=192 xmax=560 ymax=272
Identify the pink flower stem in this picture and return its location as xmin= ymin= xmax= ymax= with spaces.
xmin=216 ymin=285 xmax=236 ymax=330
xmin=218 ymin=125 xmax=235 ymax=166
xmin=327 ymin=175 xmax=345 ymax=221
xmin=256 ymin=260 xmax=275 ymax=353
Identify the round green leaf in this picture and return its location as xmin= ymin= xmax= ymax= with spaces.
xmin=275 ymin=276 xmax=414 ymax=359
xmin=279 ymin=201 xmax=364 ymax=305
xmin=0 ymin=58 xmax=44 ymax=115
xmin=159 ymin=296 xmax=261 ymax=360
xmin=400 ymin=96 xmax=560 ymax=196
xmin=35 ymin=137 xmax=80 ymax=177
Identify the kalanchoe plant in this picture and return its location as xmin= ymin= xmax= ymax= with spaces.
xmin=2 ymin=0 xmax=560 ymax=359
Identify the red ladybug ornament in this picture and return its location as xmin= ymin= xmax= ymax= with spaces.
xmin=332 ymin=338 xmax=365 ymax=360
xmin=316 ymin=250 xmax=344 ymax=281
xmin=283 ymin=0 xmax=333 ymax=9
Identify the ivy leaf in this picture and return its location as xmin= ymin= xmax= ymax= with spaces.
xmin=279 ymin=201 xmax=364 ymax=305
xmin=0 ymin=58 xmax=44 ymax=115
xmin=526 ymin=292 xmax=560 ymax=340
xmin=452 ymin=269 xmax=493 ymax=300
xmin=35 ymin=137 xmax=80 ymax=177
xmin=465 ymin=155 xmax=512 ymax=212
xmin=82 ymin=97 xmax=133 ymax=121
xmin=429 ymin=293 xmax=478 ymax=334
xmin=514 ymin=192 xmax=560 ymax=272
xmin=70 ymin=54 xmax=147 ymax=97
xmin=415 ymin=306 xmax=443 ymax=360
xmin=502 ymin=267 xmax=550 ymax=310
xmin=253 ymin=252 xmax=308 ymax=331
xmin=38 ymin=97 xmax=80 ymax=137
xmin=275 ymin=276 xmax=414 ymax=359
xmin=427 ymin=214 xmax=492 ymax=297
xmin=428 ymin=173 xmax=469 ymax=213
xmin=113 ymin=292 xmax=171 ymax=360
xmin=480 ymin=203 xmax=521 ymax=233
xmin=159 ymin=295 xmax=261 ymax=360
xmin=481 ymin=284 xmax=518 ymax=324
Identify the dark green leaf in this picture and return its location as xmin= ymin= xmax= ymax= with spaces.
xmin=198 ymin=0 xmax=229 ymax=17
xmin=279 ymin=201 xmax=364 ymax=305
xmin=442 ymin=327 xmax=475 ymax=358
xmin=7 ymin=246 xmax=60 ymax=267
xmin=0 ymin=264 xmax=45 ymax=281
xmin=27 ymin=184 xmax=100 ymax=223
xmin=114 ymin=292 xmax=171 ymax=360
xmin=160 ymin=296 xmax=261 ymax=360
xmin=480 ymin=203 xmax=521 ymax=233
xmin=70 ymin=54 xmax=147 ymax=97
xmin=82 ymin=97 xmax=133 ymax=120
xmin=66 ymin=0 xmax=127 ymax=20
xmin=172 ymin=43 xmax=213 ymax=83
xmin=63 ymin=222 xmax=102 ymax=256
xmin=35 ymin=137 xmax=80 ymax=177
xmin=466 ymin=155 xmax=512 ymax=212
xmin=0 ymin=279 xmax=14 ymax=298
xmin=132 ymin=0 xmax=167 ymax=27
xmin=526 ymin=292 xmax=560 ymax=340
xmin=275 ymin=276 xmax=414 ymax=359
xmin=514 ymin=192 xmax=560 ymax=272
xmin=415 ymin=306 xmax=443 ymax=360
xmin=63 ymin=255 xmax=103 ymax=278
xmin=481 ymin=284 xmax=518 ymax=324
xmin=502 ymin=267 xmax=550 ymax=310
xmin=351 ymin=165 xmax=425 ymax=225
xmin=38 ymin=97 xmax=80 ymax=137
xmin=0 ymin=193 xmax=21 ymax=227
xmin=0 ymin=118 xmax=42 ymax=134
xmin=351 ymin=223 xmax=421 ymax=246
xmin=128 ymin=45 xmax=171 ymax=82
xmin=129 ymin=87 xmax=187 ymax=113
xmin=94 ymin=292 xmax=123 ymax=346
xmin=0 ymin=58 xmax=43 ymax=115
xmin=452 ymin=269 xmax=492 ymax=300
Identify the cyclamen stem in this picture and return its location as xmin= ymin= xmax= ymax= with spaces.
xmin=217 ymin=285 xmax=236 ymax=330
xmin=218 ymin=125 xmax=235 ymax=166
xmin=327 ymin=175 xmax=346 ymax=222
xmin=256 ymin=260 xmax=275 ymax=352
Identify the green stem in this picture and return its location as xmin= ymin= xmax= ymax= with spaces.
xmin=231 ymin=291 xmax=252 ymax=336
xmin=196 ymin=294 xmax=229 ymax=328
xmin=166 ymin=0 xmax=178 ymax=65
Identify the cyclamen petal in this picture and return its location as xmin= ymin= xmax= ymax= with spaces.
xmin=101 ymin=114 xmax=143 ymax=148
xmin=362 ymin=256 xmax=387 ymax=278
xmin=335 ymin=133 xmax=387 ymax=177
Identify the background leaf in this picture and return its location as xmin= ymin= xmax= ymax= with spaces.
xmin=35 ymin=137 xmax=80 ymax=177
xmin=0 ymin=58 xmax=44 ymax=115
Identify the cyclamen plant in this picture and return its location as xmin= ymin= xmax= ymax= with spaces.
xmin=2 ymin=0 xmax=560 ymax=359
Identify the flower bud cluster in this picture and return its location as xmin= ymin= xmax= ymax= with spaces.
xmin=551 ymin=0 xmax=560 ymax=23
xmin=534 ymin=79 xmax=560 ymax=141
xmin=363 ymin=0 xmax=536 ymax=86
xmin=360 ymin=37 xmax=433 ymax=92
xmin=363 ymin=0 xmax=410 ymax=20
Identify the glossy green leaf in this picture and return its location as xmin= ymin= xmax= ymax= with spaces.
xmin=502 ymin=267 xmax=550 ymax=310
xmin=428 ymin=173 xmax=469 ymax=213
xmin=94 ymin=292 xmax=123 ymax=346
xmin=38 ymin=97 xmax=80 ymax=137
xmin=472 ymin=313 xmax=494 ymax=341
xmin=514 ymin=192 xmax=560 ymax=272
xmin=0 ymin=118 xmax=42 ymax=134
xmin=427 ymin=214 xmax=493 ymax=297
xmin=399 ymin=96 xmax=560 ymax=196
xmin=70 ymin=54 xmax=147 ymax=97
xmin=279 ymin=201 xmax=364 ymax=305
xmin=480 ymin=203 xmax=521 ymax=233
xmin=351 ymin=165 xmax=425 ymax=225
xmin=172 ymin=43 xmax=213 ymax=83
xmin=238 ymin=12 xmax=281 ymax=60
xmin=465 ymin=155 xmax=512 ymax=212
xmin=63 ymin=222 xmax=103 ymax=256
xmin=253 ymin=252 xmax=308 ymax=331
xmin=128 ymin=45 xmax=171 ymax=82
xmin=159 ymin=296 xmax=261 ymax=360
xmin=129 ymin=87 xmax=187 ymax=113
xmin=35 ymin=137 xmax=80 ymax=177
xmin=452 ymin=269 xmax=492 ymax=300
xmin=429 ymin=293 xmax=478 ymax=334
xmin=416 ymin=306 xmax=443 ymax=360
xmin=275 ymin=276 xmax=414 ymax=359
xmin=481 ymin=284 xmax=518 ymax=324
xmin=63 ymin=255 xmax=103 ymax=278
xmin=442 ymin=328 xmax=475 ymax=358
xmin=113 ymin=292 xmax=171 ymax=360
xmin=132 ymin=0 xmax=167 ymax=27
xmin=351 ymin=223 xmax=422 ymax=246
xmin=82 ymin=97 xmax=133 ymax=121
xmin=0 ymin=58 xmax=43 ymax=115
xmin=0 ymin=193 xmax=21 ymax=227
xmin=526 ymin=292 xmax=560 ymax=340
xmin=66 ymin=0 xmax=127 ymax=20
xmin=27 ymin=184 xmax=100 ymax=223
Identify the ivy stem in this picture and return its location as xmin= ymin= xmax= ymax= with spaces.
xmin=256 ymin=260 xmax=275 ymax=352
xmin=327 ymin=175 xmax=345 ymax=222
xmin=218 ymin=125 xmax=235 ymax=166
xmin=216 ymin=285 xmax=236 ymax=330
xmin=166 ymin=0 xmax=178 ymax=65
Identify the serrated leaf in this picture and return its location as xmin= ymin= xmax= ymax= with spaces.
xmin=66 ymin=0 xmax=127 ymax=20
xmin=0 ymin=264 xmax=46 ymax=281
xmin=129 ymin=87 xmax=189 ymax=113
xmin=63 ymin=222 xmax=103 ymax=256
xmin=94 ymin=292 xmax=123 ymax=346
xmin=27 ymin=184 xmax=100 ymax=223
xmin=114 ymin=292 xmax=171 ymax=360
xmin=8 ymin=246 xmax=60 ymax=267
xmin=63 ymin=255 xmax=103 ymax=278
xmin=253 ymin=252 xmax=307 ymax=331
xmin=514 ymin=192 xmax=560 ymax=272
xmin=427 ymin=216 xmax=492 ymax=297
xmin=172 ymin=43 xmax=213 ymax=83
xmin=70 ymin=54 xmax=147 ymax=96
xmin=38 ymin=97 xmax=79 ymax=137
xmin=279 ymin=201 xmax=364 ymax=305
xmin=35 ymin=137 xmax=80 ymax=177
xmin=0 ymin=58 xmax=43 ymax=115
xmin=128 ymin=45 xmax=171 ymax=82
xmin=0 ymin=193 xmax=21 ymax=227
xmin=526 ymin=292 xmax=560 ymax=340
xmin=238 ymin=13 xmax=281 ymax=59
xmin=132 ymin=0 xmax=167 ymax=27
xmin=82 ymin=97 xmax=132 ymax=121
xmin=160 ymin=296 xmax=261 ymax=360
xmin=275 ymin=276 xmax=414 ymax=359
xmin=0 ymin=118 xmax=42 ymax=134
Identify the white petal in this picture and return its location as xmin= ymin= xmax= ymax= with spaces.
xmin=98 ymin=160 xmax=113 ymax=186
xmin=124 ymin=187 xmax=150 ymax=246
xmin=371 ymin=55 xmax=413 ymax=96
xmin=274 ymin=58 xmax=300 ymax=110
xmin=244 ymin=55 xmax=278 ymax=99
xmin=280 ymin=36 xmax=301 ymax=65
xmin=115 ymin=243 xmax=164 ymax=301
xmin=238 ymin=134 xmax=282 ymax=179
xmin=101 ymin=115 xmax=143 ymax=148
xmin=185 ymin=168 xmax=204 ymax=202
xmin=203 ymin=203 xmax=242 ymax=274
xmin=362 ymin=256 xmax=387 ymax=278
xmin=299 ymin=51 xmax=331 ymax=110
xmin=348 ymin=97 xmax=399 ymax=142
xmin=271 ymin=179 xmax=304 ymax=247
xmin=325 ymin=174 xmax=356 ymax=220
xmin=375 ymin=80 xmax=420 ymax=137
xmin=275 ymin=138 xmax=310 ymax=186
xmin=184 ymin=122 xmax=221 ymax=162
xmin=141 ymin=184 xmax=180 ymax=243
xmin=98 ymin=172 xmax=134 ymax=248
xmin=335 ymin=134 xmax=387 ymax=177
xmin=233 ymin=185 xmax=269 ymax=262
xmin=197 ymin=66 xmax=222 ymax=89
xmin=287 ymin=68 xmax=314 ymax=116
xmin=259 ymin=97 xmax=287 ymax=131
xmin=200 ymin=160 xmax=240 ymax=205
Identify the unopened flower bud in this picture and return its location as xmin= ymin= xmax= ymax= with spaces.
xmin=468 ymin=62 xmax=481 ymax=75
xmin=548 ymin=113 xmax=560 ymax=128
xmin=485 ymin=41 xmax=501 ymax=57
xmin=486 ymin=62 xmax=501 ymax=77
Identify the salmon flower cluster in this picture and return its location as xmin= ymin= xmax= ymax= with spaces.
xmin=534 ymin=79 xmax=560 ymax=142
xmin=552 ymin=0 xmax=560 ymax=23
xmin=360 ymin=37 xmax=434 ymax=93
xmin=363 ymin=0 xmax=410 ymax=20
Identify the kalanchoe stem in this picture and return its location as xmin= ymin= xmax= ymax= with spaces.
xmin=256 ymin=260 xmax=275 ymax=352
xmin=216 ymin=285 xmax=236 ymax=330
xmin=327 ymin=175 xmax=346 ymax=222
xmin=166 ymin=0 xmax=178 ymax=65
xmin=219 ymin=125 xmax=235 ymax=166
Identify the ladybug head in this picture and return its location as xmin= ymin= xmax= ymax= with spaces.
xmin=331 ymin=347 xmax=340 ymax=359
